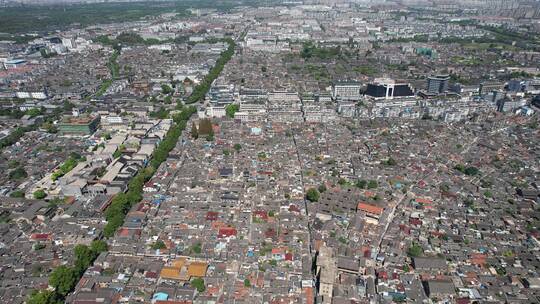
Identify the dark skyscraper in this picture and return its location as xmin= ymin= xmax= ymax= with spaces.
xmin=427 ymin=75 xmax=450 ymax=94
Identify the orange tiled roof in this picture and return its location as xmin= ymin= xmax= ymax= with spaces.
xmin=160 ymin=267 xmax=181 ymax=280
xmin=172 ymin=258 xmax=186 ymax=269
xmin=357 ymin=202 xmax=384 ymax=215
xmin=187 ymin=261 xmax=208 ymax=277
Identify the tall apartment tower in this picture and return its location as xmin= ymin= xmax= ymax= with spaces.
xmin=427 ymin=75 xmax=450 ymax=94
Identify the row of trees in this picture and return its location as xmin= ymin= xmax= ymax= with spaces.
xmin=0 ymin=124 xmax=37 ymax=150
xmin=27 ymin=240 xmax=108 ymax=304
xmin=94 ymin=50 xmax=120 ymax=98
xmin=51 ymin=153 xmax=86 ymax=181
xmin=103 ymin=106 xmax=197 ymax=237
xmin=186 ymin=38 xmax=236 ymax=104
xmin=0 ymin=103 xmax=72 ymax=151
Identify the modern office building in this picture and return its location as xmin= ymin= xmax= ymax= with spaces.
xmin=427 ymin=75 xmax=450 ymax=94
xmin=365 ymin=78 xmax=415 ymax=100
xmin=332 ymin=81 xmax=362 ymax=101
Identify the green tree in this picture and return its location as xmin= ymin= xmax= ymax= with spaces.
xmin=49 ymin=265 xmax=77 ymax=296
xmin=464 ymin=166 xmax=479 ymax=176
xmin=233 ymin=143 xmax=242 ymax=152
xmin=27 ymin=290 xmax=59 ymax=304
xmin=112 ymin=144 xmax=125 ymax=159
xmin=8 ymin=160 xmax=19 ymax=168
xmin=306 ymin=188 xmax=320 ymax=202
xmin=151 ymin=240 xmax=166 ymax=250
xmin=43 ymin=122 xmax=58 ymax=134
xmin=90 ymin=240 xmax=108 ymax=253
xmin=318 ymin=184 xmax=327 ymax=193
xmin=384 ymin=157 xmax=397 ymax=166
xmin=10 ymin=190 xmax=25 ymax=198
xmin=225 ymin=103 xmax=240 ymax=118
xmin=9 ymin=167 xmax=27 ymax=180
xmin=26 ymin=108 xmax=42 ymax=117
xmin=33 ymin=190 xmax=47 ymax=199
xmin=356 ymin=179 xmax=367 ymax=189
xmin=454 ymin=164 xmax=465 ymax=173
xmin=244 ymin=278 xmax=251 ymax=287
xmin=149 ymin=107 xmax=169 ymax=119
xmin=367 ymin=180 xmax=378 ymax=189
xmin=74 ymin=245 xmax=98 ymax=275
xmin=191 ymin=278 xmax=205 ymax=292
xmin=407 ymin=243 xmax=423 ymax=257
xmin=192 ymin=242 xmax=202 ymax=254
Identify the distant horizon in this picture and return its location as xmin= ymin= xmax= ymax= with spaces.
xmin=1 ymin=0 xmax=534 ymax=7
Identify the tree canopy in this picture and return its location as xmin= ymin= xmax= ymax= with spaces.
xmin=306 ymin=188 xmax=320 ymax=202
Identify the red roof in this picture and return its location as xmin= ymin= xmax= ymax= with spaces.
xmin=31 ymin=233 xmax=51 ymax=240
xmin=145 ymin=271 xmax=158 ymax=279
xmin=288 ymin=205 xmax=300 ymax=213
xmin=218 ymin=227 xmax=237 ymax=238
xmin=409 ymin=218 xmax=422 ymax=226
xmin=206 ymin=211 xmax=219 ymax=221
xmin=265 ymin=228 xmax=276 ymax=238
xmin=357 ymin=202 xmax=384 ymax=215
xmin=416 ymin=198 xmax=432 ymax=204
xmin=253 ymin=211 xmax=268 ymax=220
xmin=285 ymin=253 xmax=293 ymax=261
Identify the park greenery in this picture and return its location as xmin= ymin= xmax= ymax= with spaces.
xmin=301 ymin=42 xmax=342 ymax=60
xmin=95 ymin=32 xmax=162 ymax=48
xmin=0 ymin=0 xmax=281 ymax=35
